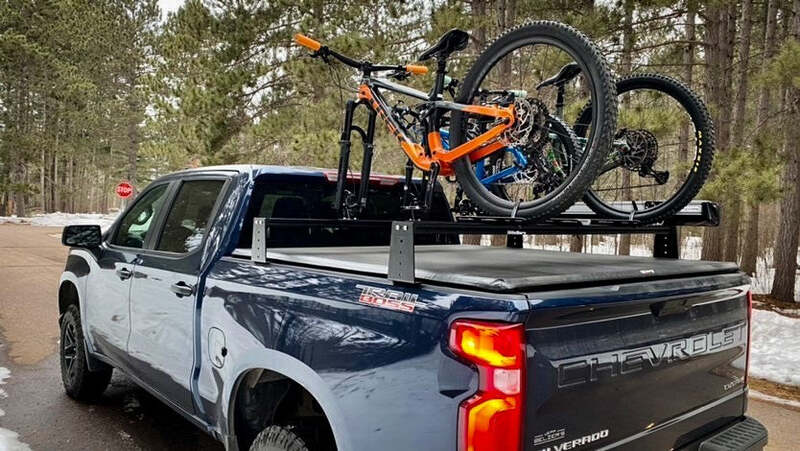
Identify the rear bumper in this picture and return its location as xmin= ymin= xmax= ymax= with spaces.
xmin=697 ymin=417 xmax=768 ymax=451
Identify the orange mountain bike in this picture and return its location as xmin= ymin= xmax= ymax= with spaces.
xmin=296 ymin=22 xmax=618 ymax=220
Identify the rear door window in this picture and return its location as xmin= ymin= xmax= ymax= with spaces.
xmin=237 ymin=178 xmax=454 ymax=248
xmin=155 ymin=180 xmax=225 ymax=254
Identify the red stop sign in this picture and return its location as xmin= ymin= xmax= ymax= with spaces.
xmin=115 ymin=181 xmax=134 ymax=199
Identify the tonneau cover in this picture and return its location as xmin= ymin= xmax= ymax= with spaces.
xmin=234 ymin=245 xmax=739 ymax=292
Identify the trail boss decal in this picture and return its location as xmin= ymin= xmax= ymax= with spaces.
xmin=537 ymin=429 xmax=609 ymax=451
xmin=356 ymin=285 xmax=418 ymax=313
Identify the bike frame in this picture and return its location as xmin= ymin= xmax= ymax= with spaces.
xmin=335 ymin=70 xmax=515 ymax=216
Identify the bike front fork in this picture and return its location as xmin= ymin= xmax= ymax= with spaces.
xmin=335 ymin=100 xmax=377 ymax=218
xmin=335 ymin=100 xmax=438 ymax=219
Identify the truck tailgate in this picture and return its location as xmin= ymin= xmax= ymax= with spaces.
xmin=524 ymin=273 xmax=750 ymax=451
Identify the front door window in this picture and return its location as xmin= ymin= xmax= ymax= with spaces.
xmin=112 ymin=184 xmax=169 ymax=249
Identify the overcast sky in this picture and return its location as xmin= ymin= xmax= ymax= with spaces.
xmin=158 ymin=0 xmax=185 ymax=16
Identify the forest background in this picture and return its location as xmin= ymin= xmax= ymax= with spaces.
xmin=2 ymin=0 xmax=800 ymax=301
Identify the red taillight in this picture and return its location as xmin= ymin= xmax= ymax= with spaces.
xmin=449 ymin=321 xmax=525 ymax=451
xmin=745 ymin=290 xmax=753 ymax=384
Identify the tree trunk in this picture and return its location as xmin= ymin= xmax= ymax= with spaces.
xmin=771 ymin=0 xmax=800 ymax=302
xmin=14 ymin=167 xmax=27 ymax=217
xmin=678 ymin=0 xmax=696 ymax=163
xmin=701 ymin=2 xmax=737 ymax=261
xmin=490 ymin=234 xmax=506 ymax=247
xmin=617 ymin=0 xmax=635 ymax=256
xmin=741 ymin=0 xmax=779 ymax=274
xmin=740 ymin=205 xmax=759 ymax=275
xmin=570 ymin=235 xmax=583 ymax=253
xmin=722 ymin=0 xmax=754 ymax=263
xmin=472 ymin=0 xmax=488 ymax=49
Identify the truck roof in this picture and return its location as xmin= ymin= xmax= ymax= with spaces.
xmin=239 ymin=245 xmax=740 ymax=293
xmin=153 ymin=165 xmax=404 ymax=182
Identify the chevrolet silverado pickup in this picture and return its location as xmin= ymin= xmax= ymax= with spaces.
xmin=58 ymin=165 xmax=767 ymax=451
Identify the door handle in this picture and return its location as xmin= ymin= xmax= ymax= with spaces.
xmin=115 ymin=267 xmax=133 ymax=280
xmin=170 ymin=281 xmax=195 ymax=298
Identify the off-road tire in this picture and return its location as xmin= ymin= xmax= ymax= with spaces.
xmin=249 ymin=425 xmax=311 ymax=451
xmin=451 ymin=20 xmax=618 ymax=220
xmin=60 ymin=304 xmax=112 ymax=401
xmin=575 ymin=73 xmax=715 ymax=223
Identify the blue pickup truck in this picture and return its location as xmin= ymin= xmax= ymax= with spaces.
xmin=58 ymin=165 xmax=767 ymax=451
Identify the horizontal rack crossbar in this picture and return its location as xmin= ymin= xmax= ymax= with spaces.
xmin=251 ymin=201 xmax=720 ymax=283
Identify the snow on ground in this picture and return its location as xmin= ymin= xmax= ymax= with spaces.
xmin=0 ymin=367 xmax=31 ymax=451
xmin=0 ymin=429 xmax=31 ymax=451
xmin=0 ymin=367 xmax=9 ymax=400
xmin=749 ymin=310 xmax=800 ymax=387
xmin=0 ymin=212 xmax=118 ymax=231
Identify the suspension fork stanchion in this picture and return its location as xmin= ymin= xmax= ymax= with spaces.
xmin=336 ymin=100 xmax=357 ymax=217
xmin=357 ymin=109 xmax=378 ymax=211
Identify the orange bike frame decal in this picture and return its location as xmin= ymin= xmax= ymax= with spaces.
xmin=357 ymin=84 xmax=514 ymax=174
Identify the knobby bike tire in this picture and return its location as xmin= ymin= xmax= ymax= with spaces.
xmin=575 ymin=74 xmax=715 ymax=223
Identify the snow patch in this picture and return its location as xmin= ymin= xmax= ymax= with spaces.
xmin=0 ymin=212 xmax=118 ymax=231
xmin=0 ymin=368 xmax=30 ymax=451
xmin=0 ymin=367 xmax=9 ymax=398
xmin=0 ymin=428 xmax=31 ymax=451
xmin=749 ymin=310 xmax=800 ymax=386
xmin=749 ymin=390 xmax=800 ymax=410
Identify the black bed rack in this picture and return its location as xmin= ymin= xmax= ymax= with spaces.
xmin=251 ymin=200 xmax=720 ymax=284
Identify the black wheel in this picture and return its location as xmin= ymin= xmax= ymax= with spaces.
xmin=249 ymin=425 xmax=311 ymax=451
xmin=60 ymin=304 xmax=112 ymax=401
xmin=574 ymin=74 xmax=714 ymax=223
xmin=451 ymin=20 xmax=617 ymax=219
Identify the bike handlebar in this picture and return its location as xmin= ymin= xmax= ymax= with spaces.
xmin=295 ymin=32 xmax=428 ymax=75
xmin=294 ymin=33 xmax=321 ymax=51
xmin=405 ymin=65 xmax=429 ymax=75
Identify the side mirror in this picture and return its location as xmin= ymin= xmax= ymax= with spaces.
xmin=62 ymin=225 xmax=103 ymax=248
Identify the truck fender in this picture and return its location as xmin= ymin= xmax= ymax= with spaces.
xmin=59 ymin=250 xmax=103 ymax=368
xmin=224 ymin=349 xmax=354 ymax=451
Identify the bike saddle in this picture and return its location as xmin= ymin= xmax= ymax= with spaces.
xmin=419 ymin=29 xmax=470 ymax=61
xmin=536 ymin=62 xmax=582 ymax=89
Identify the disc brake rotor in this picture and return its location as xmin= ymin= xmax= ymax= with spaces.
xmin=504 ymin=98 xmax=549 ymax=152
xmin=619 ymin=129 xmax=658 ymax=171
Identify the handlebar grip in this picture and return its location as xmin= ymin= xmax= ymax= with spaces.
xmin=406 ymin=65 xmax=429 ymax=75
xmin=294 ymin=33 xmax=322 ymax=51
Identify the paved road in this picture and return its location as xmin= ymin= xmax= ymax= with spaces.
xmin=0 ymin=224 xmax=797 ymax=450
xmin=0 ymin=224 xmax=221 ymax=450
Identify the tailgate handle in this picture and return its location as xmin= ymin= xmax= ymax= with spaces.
xmin=650 ymin=300 xmax=690 ymax=317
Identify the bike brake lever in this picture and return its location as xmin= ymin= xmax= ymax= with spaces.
xmin=389 ymin=70 xmax=410 ymax=81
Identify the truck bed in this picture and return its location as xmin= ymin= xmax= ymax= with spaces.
xmin=233 ymin=245 xmax=739 ymax=292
